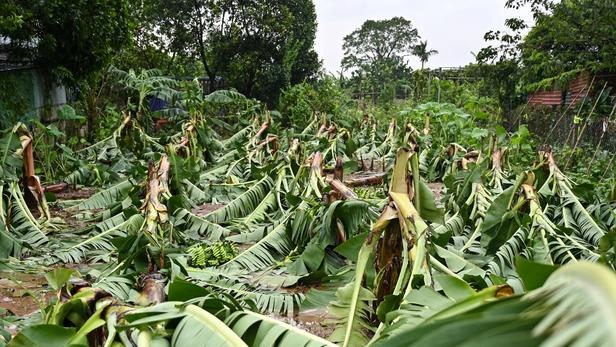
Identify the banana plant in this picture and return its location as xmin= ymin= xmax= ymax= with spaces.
xmin=0 ymin=125 xmax=55 ymax=259
xmin=9 ymin=275 xmax=335 ymax=347
xmin=537 ymin=148 xmax=607 ymax=245
xmin=371 ymin=261 xmax=616 ymax=347
xmin=108 ymin=66 xmax=178 ymax=119
xmin=338 ymin=147 xmax=441 ymax=347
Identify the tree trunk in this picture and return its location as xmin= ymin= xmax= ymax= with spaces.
xmin=193 ymin=0 xmax=217 ymax=92
xmin=86 ymin=90 xmax=96 ymax=142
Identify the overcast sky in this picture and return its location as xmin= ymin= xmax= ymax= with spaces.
xmin=313 ymin=0 xmax=534 ymax=73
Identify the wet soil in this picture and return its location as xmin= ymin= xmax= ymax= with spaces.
xmin=270 ymin=308 xmax=336 ymax=339
xmin=47 ymin=187 xmax=100 ymax=229
xmin=0 ymin=272 xmax=53 ymax=318
xmin=192 ymin=203 xmax=225 ymax=216
xmin=49 ymin=205 xmax=88 ymax=230
xmin=55 ymin=187 xmax=97 ymax=200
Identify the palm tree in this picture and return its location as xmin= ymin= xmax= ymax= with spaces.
xmin=413 ymin=40 xmax=438 ymax=69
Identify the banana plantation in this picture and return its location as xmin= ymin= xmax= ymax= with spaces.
xmin=0 ymin=67 xmax=615 ymax=347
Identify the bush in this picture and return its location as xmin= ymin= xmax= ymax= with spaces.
xmin=278 ymin=75 xmax=348 ymax=129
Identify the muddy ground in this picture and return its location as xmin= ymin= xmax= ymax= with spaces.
xmin=54 ymin=187 xmax=97 ymax=200
xmin=0 ymin=187 xmax=98 ymax=327
xmin=270 ymin=308 xmax=336 ymax=339
xmin=0 ymin=272 xmax=53 ymax=336
xmin=192 ymin=203 xmax=225 ymax=216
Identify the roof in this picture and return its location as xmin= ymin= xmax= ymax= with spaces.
xmin=0 ymin=38 xmax=36 ymax=72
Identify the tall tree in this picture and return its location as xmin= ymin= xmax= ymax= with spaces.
xmin=341 ymin=17 xmax=419 ymax=97
xmin=0 ymin=0 xmax=132 ymax=83
xmin=474 ymin=1 xmax=550 ymax=112
xmin=284 ymin=0 xmax=320 ymax=86
xmin=412 ymin=40 xmax=438 ymax=69
xmin=208 ymin=0 xmax=318 ymax=103
xmin=114 ymin=1 xmax=200 ymax=76
xmin=342 ymin=17 xmax=419 ymax=73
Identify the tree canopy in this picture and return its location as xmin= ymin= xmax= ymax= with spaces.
xmin=120 ymin=0 xmax=320 ymax=105
xmin=472 ymin=0 xmax=616 ymax=113
xmin=412 ymin=40 xmax=438 ymax=69
xmin=0 ymin=0 xmax=132 ymax=83
xmin=478 ymin=0 xmax=616 ymax=92
xmin=342 ymin=17 xmax=419 ymax=74
xmin=341 ymin=17 xmax=421 ymax=101
xmin=520 ymin=0 xmax=616 ymax=86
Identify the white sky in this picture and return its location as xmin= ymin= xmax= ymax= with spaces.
xmin=314 ymin=0 xmax=534 ymax=73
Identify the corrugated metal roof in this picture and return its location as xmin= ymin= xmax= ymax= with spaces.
xmin=529 ymin=90 xmax=562 ymax=105
xmin=0 ymin=62 xmax=34 ymax=72
xmin=527 ymin=71 xmax=616 ymax=106
xmin=0 ymin=51 xmax=35 ymax=72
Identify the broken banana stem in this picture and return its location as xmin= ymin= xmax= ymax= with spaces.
xmin=141 ymin=155 xmax=171 ymax=269
xmin=492 ymin=148 xmax=504 ymax=170
xmin=19 ymin=129 xmax=50 ymax=220
xmin=345 ymin=172 xmax=386 ymax=187
xmin=328 ymin=179 xmax=358 ymax=200
xmin=311 ymin=152 xmax=323 ymax=176
xmin=334 ymin=156 xmax=344 ymax=181
xmin=254 ymin=121 xmax=269 ymax=138
xmin=44 ymin=182 xmax=69 ymax=193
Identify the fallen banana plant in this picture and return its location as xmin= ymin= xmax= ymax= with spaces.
xmin=338 ymin=147 xmax=438 ymax=347
xmin=371 ymin=261 xmax=616 ymax=347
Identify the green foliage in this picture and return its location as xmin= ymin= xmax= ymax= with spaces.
xmin=44 ymin=268 xmax=76 ymax=291
xmin=0 ymin=71 xmax=39 ymax=128
xmin=372 ymin=262 xmax=616 ymax=347
xmin=329 ymin=282 xmax=375 ymax=346
xmin=121 ymin=0 xmax=320 ymax=105
xmin=521 ymin=0 xmax=616 ymax=85
xmin=476 ymin=0 xmax=616 ymax=111
xmin=278 ymin=76 xmax=348 ymax=128
xmin=342 ymin=17 xmax=419 ymax=74
xmin=342 ymin=17 xmax=419 ymax=97
xmin=1 ymin=0 xmax=132 ymax=83
xmin=0 ymin=130 xmax=22 ymax=181
xmin=108 ymin=66 xmax=178 ymax=116
xmin=412 ymin=40 xmax=438 ymax=69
